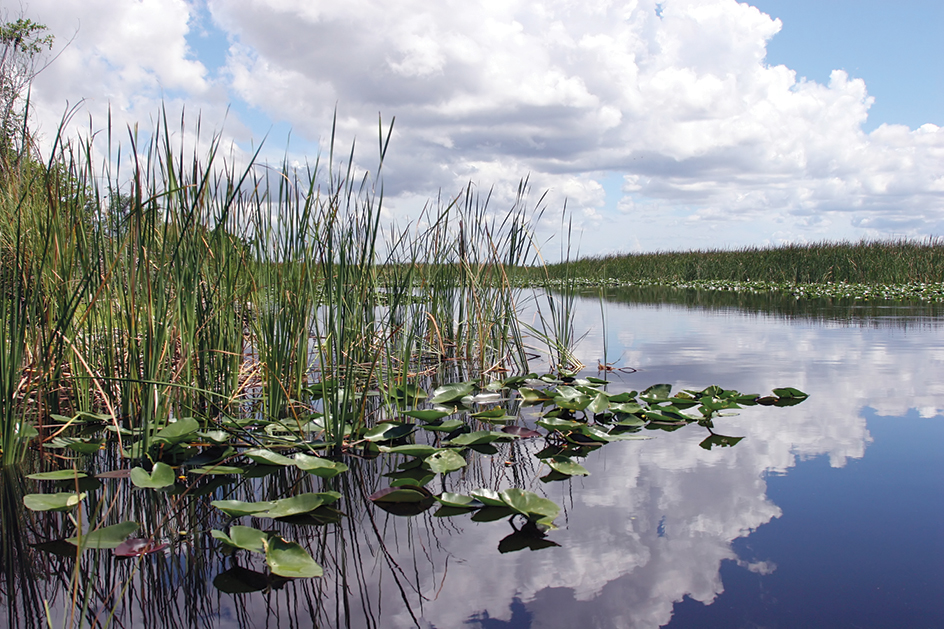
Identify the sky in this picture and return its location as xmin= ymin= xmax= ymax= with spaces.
xmin=16 ymin=0 xmax=944 ymax=255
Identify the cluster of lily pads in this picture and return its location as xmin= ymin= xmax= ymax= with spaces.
xmin=20 ymin=374 xmax=808 ymax=582
xmin=529 ymin=277 xmax=944 ymax=302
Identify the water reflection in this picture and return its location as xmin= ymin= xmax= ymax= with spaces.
xmin=3 ymin=289 xmax=943 ymax=628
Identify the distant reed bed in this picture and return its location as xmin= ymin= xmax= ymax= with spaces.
xmin=534 ymin=240 xmax=944 ymax=285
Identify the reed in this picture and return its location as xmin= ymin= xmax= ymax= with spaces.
xmin=537 ymin=239 xmax=944 ymax=285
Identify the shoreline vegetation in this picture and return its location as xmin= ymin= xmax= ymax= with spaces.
xmin=525 ymin=239 xmax=944 ymax=302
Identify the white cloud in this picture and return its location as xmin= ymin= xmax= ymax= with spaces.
xmin=20 ymin=0 xmax=944 ymax=253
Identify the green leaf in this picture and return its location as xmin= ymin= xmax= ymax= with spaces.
xmin=518 ymin=387 xmax=552 ymax=403
xmin=264 ymin=537 xmax=323 ymax=578
xmin=262 ymin=493 xmax=337 ymax=519
xmin=772 ymin=387 xmax=809 ymax=399
xmin=421 ymin=418 xmax=465 ymax=433
xmin=188 ymin=466 xmax=245 ymax=476
xmin=243 ymin=448 xmax=295 ymax=466
xmin=586 ymin=392 xmax=610 ymax=415
xmin=499 ymin=488 xmax=560 ymax=523
xmin=429 ymin=381 xmax=476 ymax=404
xmin=446 ymin=430 xmax=514 ymax=446
xmin=469 ymin=488 xmax=507 ymax=507
xmin=536 ymin=417 xmax=584 ymax=431
xmin=68 ymin=522 xmax=139 ymax=549
xmin=154 ymin=417 xmax=200 ymax=444
xmin=130 ymin=462 xmax=176 ymax=489
xmin=425 ymin=450 xmax=467 ymax=474
xmin=471 ymin=407 xmax=514 ymax=421
xmin=363 ymin=422 xmax=416 ymax=442
xmin=212 ymin=526 xmax=269 ymax=553
xmin=546 ymin=456 xmax=590 ymax=477
xmin=370 ymin=486 xmax=432 ymax=503
xmin=293 ymin=454 xmax=348 ymax=478
xmin=23 ymin=492 xmax=86 ymax=511
xmin=435 ymin=492 xmax=482 ymax=509
xmin=378 ymin=444 xmax=442 ymax=457
xmin=26 ymin=470 xmax=88 ymax=481
xmin=211 ymin=499 xmax=276 ymax=518
xmin=391 ymin=384 xmax=428 ymax=404
xmin=403 ymin=409 xmax=450 ymax=422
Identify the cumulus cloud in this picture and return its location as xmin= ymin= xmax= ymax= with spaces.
xmin=21 ymin=0 xmax=944 ymax=253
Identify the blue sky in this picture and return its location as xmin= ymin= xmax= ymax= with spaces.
xmin=753 ymin=0 xmax=943 ymax=131
xmin=25 ymin=0 xmax=944 ymax=255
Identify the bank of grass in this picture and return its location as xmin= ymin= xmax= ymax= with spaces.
xmin=526 ymin=240 xmax=944 ymax=301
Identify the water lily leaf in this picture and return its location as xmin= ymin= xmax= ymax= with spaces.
xmin=536 ymin=417 xmax=583 ymax=431
xmin=554 ymin=394 xmax=592 ymax=411
xmin=262 ymin=493 xmax=339 ymax=519
xmin=293 ymin=454 xmax=348 ymax=478
xmin=425 ymin=449 xmax=467 ymax=474
xmin=641 ymin=384 xmax=672 ymax=399
xmin=546 ymin=456 xmax=589 ymax=476
xmin=385 ymin=467 xmax=436 ymax=487
xmin=213 ymin=566 xmax=269 ymax=594
xmin=154 ymin=417 xmax=200 ymax=444
xmin=471 ymin=407 xmax=511 ymax=419
xmin=435 ymin=492 xmax=482 ymax=509
xmin=114 ymin=538 xmax=169 ymax=557
xmin=27 ymin=470 xmax=88 ymax=481
xmin=605 ymin=391 xmax=638 ymax=403
xmin=469 ymin=488 xmax=507 ymax=507
xmin=501 ymin=426 xmax=541 ymax=439
xmin=391 ymin=383 xmax=428 ymax=405
xmin=379 ymin=444 xmax=441 ymax=457
xmin=586 ymin=392 xmax=610 ymax=415
xmin=470 ymin=506 xmax=516 ymax=522
xmin=699 ymin=433 xmax=744 ymax=450
xmin=62 ymin=439 xmax=104 ymax=454
xmin=130 ymin=462 xmax=176 ymax=489
xmin=499 ymin=488 xmax=560 ymax=522
xmin=772 ymin=387 xmax=809 ymax=399
xmin=243 ymin=448 xmax=295 ymax=466
xmin=614 ymin=414 xmax=646 ymax=427
xmin=68 ymin=522 xmax=139 ymax=549
xmin=211 ymin=499 xmax=276 ymax=518
xmin=24 ymin=492 xmax=86 ymax=512
xmin=212 ymin=526 xmax=269 ymax=553
xmin=429 ymin=381 xmax=476 ymax=404
xmin=188 ymin=466 xmax=245 ymax=476
xmin=197 ymin=430 xmax=231 ymax=444
xmin=264 ymin=537 xmax=323 ymax=578
xmin=363 ymin=422 xmax=415 ymax=442
xmin=446 ymin=430 xmax=514 ymax=446
xmin=421 ymin=418 xmax=465 ymax=433
xmin=518 ymin=387 xmax=552 ymax=403
xmin=610 ymin=402 xmax=644 ymax=415
xmin=403 ymin=409 xmax=449 ymax=422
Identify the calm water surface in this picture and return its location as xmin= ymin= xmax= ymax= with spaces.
xmin=6 ymin=289 xmax=943 ymax=628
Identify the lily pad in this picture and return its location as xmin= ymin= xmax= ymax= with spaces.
xmin=435 ymin=492 xmax=483 ymax=509
xmin=378 ymin=444 xmax=442 ymax=458
xmin=130 ymin=462 xmax=177 ymax=489
xmin=154 ymin=417 xmax=200 ymax=444
xmin=425 ymin=449 xmax=467 ymax=474
xmin=243 ymin=448 xmax=295 ymax=467
xmin=446 ymin=430 xmax=514 ymax=446
xmin=188 ymin=466 xmax=245 ymax=476
xmin=210 ymin=499 xmax=277 ymax=518
xmin=26 ymin=470 xmax=88 ymax=481
xmin=403 ymin=409 xmax=449 ymax=422
xmin=293 ymin=454 xmax=348 ymax=478
xmin=429 ymin=381 xmax=476 ymax=404
xmin=421 ymin=418 xmax=465 ymax=433
xmin=499 ymin=488 xmax=559 ymax=526
xmin=264 ymin=537 xmax=323 ymax=578
xmin=68 ymin=521 xmax=140 ymax=549
xmin=212 ymin=525 xmax=269 ymax=553
xmin=546 ymin=456 xmax=590 ymax=477
xmin=23 ymin=492 xmax=86 ymax=512
xmin=363 ymin=422 xmax=416 ymax=442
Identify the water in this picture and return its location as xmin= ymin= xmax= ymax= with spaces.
xmin=4 ymin=288 xmax=943 ymax=628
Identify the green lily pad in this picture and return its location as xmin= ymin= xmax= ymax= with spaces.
xmin=363 ymin=422 xmax=416 ymax=442
xmin=67 ymin=522 xmax=139 ymax=549
xmin=378 ymin=444 xmax=442 ymax=458
xmin=211 ymin=525 xmax=269 ymax=553
xmin=429 ymin=381 xmax=476 ymax=404
xmin=425 ymin=449 xmax=467 ymax=474
xmin=403 ymin=409 xmax=449 ymax=422
xmin=421 ymin=418 xmax=465 ymax=433
xmin=264 ymin=537 xmax=323 ymax=578
xmin=446 ymin=430 xmax=514 ymax=446
xmin=23 ymin=492 xmax=86 ymax=512
xmin=435 ymin=492 xmax=483 ymax=509
xmin=188 ymin=466 xmax=245 ymax=476
xmin=369 ymin=486 xmax=432 ymax=504
xmin=130 ymin=462 xmax=177 ymax=489
xmin=499 ymin=488 xmax=559 ymax=526
xmin=26 ymin=470 xmax=88 ymax=481
xmin=154 ymin=417 xmax=200 ymax=444
xmin=262 ymin=493 xmax=336 ymax=519
xmin=211 ymin=499 xmax=277 ymax=518
xmin=293 ymin=454 xmax=348 ymax=478
xmin=546 ymin=456 xmax=590 ymax=476
xmin=243 ymin=448 xmax=295 ymax=466
xmin=518 ymin=387 xmax=552 ymax=403
xmin=469 ymin=488 xmax=507 ymax=507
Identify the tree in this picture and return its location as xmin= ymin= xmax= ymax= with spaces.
xmin=0 ymin=17 xmax=53 ymax=172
